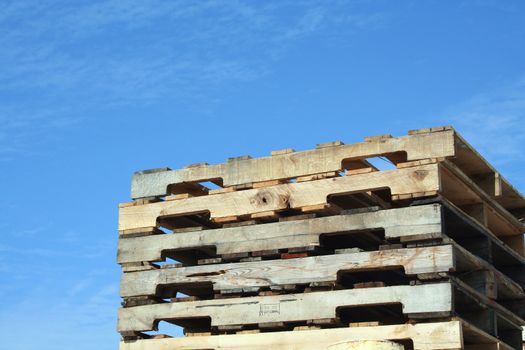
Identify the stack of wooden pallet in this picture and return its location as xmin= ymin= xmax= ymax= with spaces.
xmin=117 ymin=126 xmax=525 ymax=350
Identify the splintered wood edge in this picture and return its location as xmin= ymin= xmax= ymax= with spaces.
xmin=364 ymin=134 xmax=393 ymax=142
xmin=271 ymin=148 xmax=296 ymax=156
xmin=316 ymin=140 xmax=344 ymax=149
xmin=408 ymin=125 xmax=454 ymax=135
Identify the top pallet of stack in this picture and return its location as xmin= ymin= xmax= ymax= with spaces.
xmin=130 ymin=126 xmax=525 ymax=218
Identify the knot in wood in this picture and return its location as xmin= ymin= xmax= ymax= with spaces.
xmin=412 ymin=169 xmax=429 ymax=181
xmin=250 ymin=189 xmax=289 ymax=209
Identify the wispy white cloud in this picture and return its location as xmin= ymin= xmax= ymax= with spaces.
xmin=0 ymin=229 xmax=120 ymax=349
xmin=0 ymin=1 xmax=386 ymax=158
xmin=0 ymin=0 xmax=383 ymax=99
xmin=442 ymin=77 xmax=525 ymax=190
xmin=0 ymin=237 xmax=114 ymax=259
xmin=0 ymin=281 xmax=120 ymax=350
xmin=0 ymin=105 xmax=83 ymax=161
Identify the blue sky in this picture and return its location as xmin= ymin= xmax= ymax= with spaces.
xmin=1 ymin=1 xmax=525 ymax=349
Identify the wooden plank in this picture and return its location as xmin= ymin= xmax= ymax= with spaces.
xmin=117 ymin=204 xmax=444 ymax=264
xmin=117 ymin=283 xmax=453 ymax=332
xmin=120 ymin=164 xmax=441 ymax=232
xmin=119 ymin=321 xmax=464 ymax=350
xmin=120 ymin=245 xmax=456 ymax=298
xmin=131 ymin=130 xmax=456 ymax=199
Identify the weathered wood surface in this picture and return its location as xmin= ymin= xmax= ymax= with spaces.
xmin=117 ymin=204 xmax=443 ymax=264
xmin=326 ymin=340 xmax=403 ymax=350
xmin=120 ymin=321 xmax=465 ymax=350
xmin=131 ymin=129 xmax=455 ymax=199
xmin=119 ymin=164 xmax=441 ymax=232
xmin=118 ymin=283 xmax=453 ymax=332
xmin=120 ymin=245 xmax=455 ymax=297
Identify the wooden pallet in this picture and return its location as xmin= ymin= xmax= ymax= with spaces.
xmin=120 ymin=318 xmax=522 ymax=350
xmin=119 ymin=319 xmax=519 ymax=350
xmin=117 ymin=281 xmax=524 ymax=339
xmin=118 ymin=283 xmax=452 ymax=333
xmin=119 ymin=243 xmax=524 ymax=302
xmin=119 ymin=163 xmax=524 ymax=254
xmin=120 ymin=245 xmax=453 ymax=298
xmin=130 ymin=127 xmax=525 ymax=223
xmin=120 ymin=163 xmax=441 ymax=232
xmin=118 ymin=204 xmax=442 ymax=264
